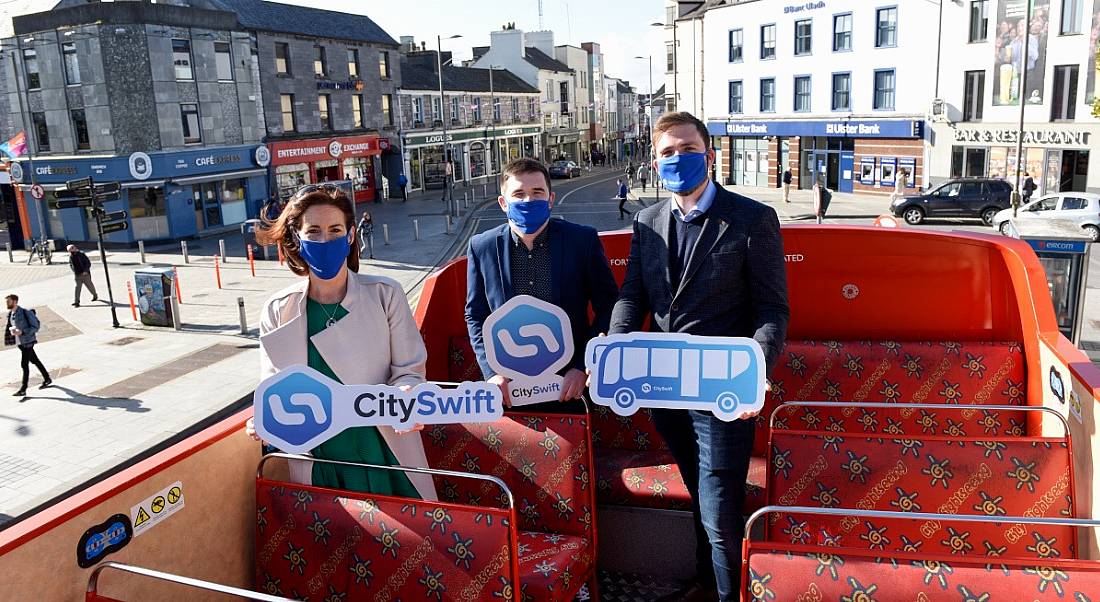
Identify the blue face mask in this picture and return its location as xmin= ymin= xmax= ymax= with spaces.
xmin=297 ymin=234 xmax=351 ymax=280
xmin=506 ymin=199 xmax=551 ymax=234
xmin=657 ymin=152 xmax=709 ymax=193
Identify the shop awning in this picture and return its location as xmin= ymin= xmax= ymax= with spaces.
xmin=170 ymin=169 xmax=268 ymax=186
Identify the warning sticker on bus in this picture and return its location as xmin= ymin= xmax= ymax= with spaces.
xmin=130 ymin=481 xmax=185 ymax=537
xmin=585 ymin=334 xmax=766 ymax=421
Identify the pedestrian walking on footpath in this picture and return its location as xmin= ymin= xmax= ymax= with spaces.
xmin=891 ymin=169 xmax=909 ymax=203
xmin=357 ymin=212 xmax=375 ymax=259
xmin=813 ymin=178 xmax=832 ymax=224
xmin=782 ymin=167 xmax=792 ymax=203
xmin=6 ymin=294 xmax=51 ymax=396
xmin=625 ymin=161 xmax=635 ymax=187
xmin=67 ymin=245 xmax=97 ymax=307
xmin=617 ymin=178 xmax=631 ymax=219
xmin=637 ymin=163 xmax=651 ymax=192
xmin=1023 ymin=172 xmax=1037 ymax=203
xmin=397 ymin=173 xmax=409 ymax=202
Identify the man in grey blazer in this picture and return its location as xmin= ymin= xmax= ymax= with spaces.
xmin=608 ymin=112 xmax=789 ymax=601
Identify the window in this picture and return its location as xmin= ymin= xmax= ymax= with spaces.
xmin=280 ymin=94 xmax=296 ymax=131
xmin=275 ymin=43 xmax=290 ymax=75
xmin=347 ymin=49 xmax=359 ymax=77
xmin=379 ymin=50 xmax=391 ymax=79
xmin=728 ymin=29 xmax=743 ymax=62
xmin=432 ymin=97 xmax=442 ymax=121
xmin=71 ymin=109 xmax=89 ymax=150
xmin=728 ymin=80 xmax=743 ymax=113
xmin=962 ymin=70 xmax=985 ymax=121
xmin=527 ymin=97 xmax=536 ymax=119
xmin=969 ymin=1 xmax=988 ymax=42
xmin=180 ymin=103 xmax=201 ymax=144
xmin=873 ymin=69 xmax=895 ymax=109
xmin=666 ymin=5 xmax=675 ymax=26
xmin=832 ymin=13 xmax=853 ymax=52
xmin=32 ymin=112 xmax=49 ymax=151
xmin=511 ymin=97 xmax=519 ymax=119
xmin=794 ymin=76 xmax=811 ymax=111
xmin=318 ymin=94 xmax=331 ymax=130
xmin=412 ymin=97 xmax=424 ymax=123
xmin=666 ymin=43 xmax=675 ymax=72
xmin=1061 ymin=0 xmax=1083 ymax=35
xmin=23 ymin=49 xmax=40 ymax=89
xmin=382 ymin=94 xmax=393 ymax=126
xmin=831 ymin=72 xmax=851 ymax=110
xmin=313 ymin=45 xmax=326 ymax=77
xmin=352 ymin=95 xmax=363 ymax=128
xmin=172 ymin=39 xmax=193 ymax=80
xmin=62 ymin=43 xmax=81 ymax=85
xmin=214 ymin=42 xmax=233 ymax=81
xmin=761 ymin=24 xmax=777 ymax=59
xmin=795 ymin=19 xmax=812 ymax=55
xmin=452 ymin=97 xmax=460 ymax=122
xmin=1050 ymin=65 xmax=1078 ymax=121
xmin=760 ymin=78 xmax=776 ymax=112
xmin=473 ymin=97 xmax=482 ymax=122
xmin=493 ymin=96 xmax=501 ymax=122
xmin=1062 ymin=197 xmax=1088 ymax=210
xmin=876 ymin=7 xmax=898 ymax=48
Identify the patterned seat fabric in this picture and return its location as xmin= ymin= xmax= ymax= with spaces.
xmin=254 ymin=481 xmax=516 ymax=601
xmin=766 ymin=432 xmax=1075 ymax=557
xmin=517 ymin=531 xmax=591 ymax=602
xmin=595 ymin=449 xmax=767 ymax=512
xmin=746 ymin=547 xmax=1100 ymax=601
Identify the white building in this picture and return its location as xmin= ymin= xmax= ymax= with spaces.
xmin=556 ymin=44 xmax=593 ymax=160
xmin=582 ymin=42 xmax=609 ymax=160
xmin=929 ymin=0 xmax=1100 ymax=195
xmin=701 ymin=0 xmax=937 ymax=194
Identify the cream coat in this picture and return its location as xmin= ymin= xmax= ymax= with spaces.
xmin=259 ymin=271 xmax=438 ymax=500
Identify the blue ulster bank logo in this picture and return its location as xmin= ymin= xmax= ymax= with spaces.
xmin=260 ymin=370 xmax=334 ymax=448
xmin=483 ymin=295 xmax=574 ymax=380
xmin=586 ymin=334 xmax=767 ymax=421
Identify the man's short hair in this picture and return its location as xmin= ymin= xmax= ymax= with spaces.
xmin=5 ymin=294 xmax=17 ymax=302
xmin=66 ymin=244 xmax=76 ymax=252
xmin=500 ymin=158 xmax=552 ymax=193
xmin=652 ymin=111 xmax=711 ymax=150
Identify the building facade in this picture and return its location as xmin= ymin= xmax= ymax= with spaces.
xmin=397 ymin=44 xmax=541 ymax=194
xmin=555 ymin=44 xmax=593 ymax=162
xmin=702 ymin=0 xmax=936 ymax=195
xmin=581 ymin=42 xmax=608 ymax=160
xmin=3 ymin=1 xmax=269 ymax=243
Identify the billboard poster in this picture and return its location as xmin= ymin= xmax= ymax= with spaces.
xmin=992 ymin=0 xmax=1050 ymax=106
xmin=1086 ymin=2 xmax=1100 ymax=103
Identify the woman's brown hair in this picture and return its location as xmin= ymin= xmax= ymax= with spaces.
xmin=256 ymin=189 xmax=360 ymax=277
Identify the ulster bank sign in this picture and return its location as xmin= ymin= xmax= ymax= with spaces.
xmin=712 ymin=119 xmax=923 ymax=139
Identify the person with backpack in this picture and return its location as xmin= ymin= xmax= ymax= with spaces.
xmin=637 ymin=163 xmax=651 ymax=192
xmin=66 ymin=245 xmax=97 ymax=307
xmin=1022 ymin=172 xmax=1037 ymax=203
xmin=5 ymin=294 xmax=51 ymax=396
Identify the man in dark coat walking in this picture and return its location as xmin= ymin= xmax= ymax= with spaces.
xmin=66 ymin=245 xmax=97 ymax=307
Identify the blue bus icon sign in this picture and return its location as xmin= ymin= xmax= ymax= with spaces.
xmin=256 ymin=367 xmax=335 ymax=450
xmin=585 ymin=334 xmax=766 ymax=421
xmin=483 ymin=295 xmax=573 ymax=381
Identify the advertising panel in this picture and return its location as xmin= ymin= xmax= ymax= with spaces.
xmin=992 ymin=0 xmax=1050 ymax=106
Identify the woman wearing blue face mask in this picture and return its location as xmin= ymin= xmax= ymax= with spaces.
xmin=249 ymin=186 xmax=437 ymax=500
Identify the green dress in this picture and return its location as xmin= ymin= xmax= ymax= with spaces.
xmin=306 ymin=298 xmax=420 ymax=498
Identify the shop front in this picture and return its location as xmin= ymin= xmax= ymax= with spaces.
xmin=708 ymin=118 xmax=926 ymax=195
xmin=932 ymin=124 xmax=1097 ymax=196
xmin=270 ymin=134 xmax=385 ymax=203
xmin=545 ymin=130 xmax=582 ymax=163
xmin=403 ymin=125 xmax=541 ymax=193
xmin=9 ymin=144 xmax=269 ymax=243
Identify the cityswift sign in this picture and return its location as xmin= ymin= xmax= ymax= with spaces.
xmin=253 ymin=366 xmax=502 ymax=454
xmin=483 ymin=296 xmax=574 ymax=406
xmin=585 ymin=333 xmax=767 ymax=421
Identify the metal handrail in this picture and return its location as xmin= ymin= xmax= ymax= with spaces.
xmin=745 ymin=505 xmax=1100 ymax=542
xmin=87 ymin=562 xmax=296 ymax=601
xmin=257 ymin=452 xmax=516 ymax=510
xmin=769 ymin=401 xmax=1071 ymax=438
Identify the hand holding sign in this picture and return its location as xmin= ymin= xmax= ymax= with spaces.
xmin=585 ymin=333 xmax=766 ymax=422
xmin=483 ymin=295 xmax=574 ymax=406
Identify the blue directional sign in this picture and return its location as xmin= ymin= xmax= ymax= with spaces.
xmin=586 ymin=334 xmax=767 ymax=421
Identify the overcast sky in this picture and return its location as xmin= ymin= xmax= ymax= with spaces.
xmin=292 ymin=0 xmax=669 ymax=94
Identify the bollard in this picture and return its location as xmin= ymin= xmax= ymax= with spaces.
xmin=214 ymin=254 xmax=222 ymax=289
xmin=237 ymin=297 xmax=248 ymax=335
xmin=445 ymin=215 xmax=453 ymax=235
xmin=463 ymin=191 xmax=468 ymax=208
xmin=138 ymin=240 xmax=146 ymax=264
xmin=173 ymin=266 xmax=183 ymax=304
xmin=413 ymin=219 xmax=420 ymax=241
xmin=277 ymin=245 xmax=285 ymax=265
xmin=247 ymin=244 xmax=256 ymax=277
xmin=482 ymin=184 xmax=487 ymax=199
xmin=262 ymin=245 xmax=270 ymax=261
xmin=125 ymin=280 xmax=138 ymax=322
xmin=219 ymin=239 xmax=227 ymax=262
xmin=170 ymin=291 xmax=181 ymax=331
xmin=181 ymin=240 xmax=189 ymax=264
xmin=5 ymin=242 xmax=12 ymax=263
xmin=383 ymin=224 xmax=390 ymax=245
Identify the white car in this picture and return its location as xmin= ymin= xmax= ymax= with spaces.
xmin=992 ymin=192 xmax=1100 ymax=242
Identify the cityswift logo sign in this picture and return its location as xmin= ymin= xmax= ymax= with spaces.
xmin=254 ymin=365 xmax=502 ymax=454
xmin=585 ymin=334 xmax=766 ymax=421
xmin=483 ymin=295 xmax=573 ymax=406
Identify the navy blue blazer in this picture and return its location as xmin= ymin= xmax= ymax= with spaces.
xmin=465 ymin=218 xmax=619 ymax=379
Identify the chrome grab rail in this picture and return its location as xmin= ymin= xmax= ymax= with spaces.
xmin=257 ymin=452 xmax=516 ymax=510
xmin=768 ymin=401 xmax=1071 ymax=438
xmin=87 ymin=561 xmax=297 ymax=601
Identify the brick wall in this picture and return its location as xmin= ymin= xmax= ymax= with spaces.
xmin=853 ymin=138 xmax=923 ymax=196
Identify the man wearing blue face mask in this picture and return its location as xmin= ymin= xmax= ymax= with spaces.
xmin=465 ymin=158 xmax=619 ymax=409
xmin=608 ymin=112 xmax=789 ymax=602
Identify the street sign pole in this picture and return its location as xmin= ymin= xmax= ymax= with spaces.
xmin=69 ymin=175 xmax=120 ymax=329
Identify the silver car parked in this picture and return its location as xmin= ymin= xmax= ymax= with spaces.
xmin=992 ymin=192 xmax=1100 ymax=242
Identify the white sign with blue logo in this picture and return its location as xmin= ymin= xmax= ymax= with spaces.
xmin=253 ymin=365 xmax=503 ymax=454
xmin=585 ymin=334 xmax=767 ymax=421
xmin=483 ymin=295 xmax=574 ymax=406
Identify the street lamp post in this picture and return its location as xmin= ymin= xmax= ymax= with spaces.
xmin=436 ymin=34 xmax=461 ymax=217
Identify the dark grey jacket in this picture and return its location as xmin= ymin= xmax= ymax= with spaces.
xmin=609 ymin=185 xmax=790 ymax=372
xmin=8 ymin=306 xmax=40 ymax=346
